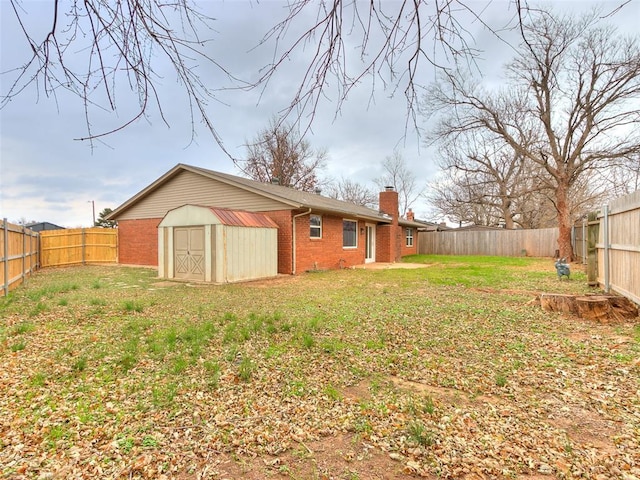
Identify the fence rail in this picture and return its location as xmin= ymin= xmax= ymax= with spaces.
xmin=1 ymin=219 xmax=39 ymax=295
xmin=40 ymin=228 xmax=118 ymax=267
xmin=417 ymin=227 xmax=559 ymax=257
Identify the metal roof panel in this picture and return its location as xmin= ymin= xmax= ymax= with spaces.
xmin=208 ymin=208 xmax=279 ymax=228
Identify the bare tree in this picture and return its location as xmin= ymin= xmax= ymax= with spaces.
xmin=238 ymin=119 xmax=327 ymax=192
xmin=5 ymin=1 xmax=636 ymax=165
xmin=598 ymin=154 xmax=640 ymax=198
xmin=427 ymin=174 xmax=502 ymax=227
xmin=426 ymin=9 xmax=640 ymax=260
xmin=433 ymin=126 xmax=550 ymax=228
xmin=510 ymin=170 xmax=557 ymax=229
xmin=374 ymin=151 xmax=423 ymax=216
xmin=325 ymin=178 xmax=377 ymax=208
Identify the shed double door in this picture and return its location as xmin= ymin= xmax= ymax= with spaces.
xmin=174 ymin=227 xmax=205 ymax=280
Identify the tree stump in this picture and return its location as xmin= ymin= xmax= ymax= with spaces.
xmin=539 ymin=293 xmax=638 ymax=323
xmin=540 ymin=294 xmax=578 ymax=315
xmin=608 ymin=296 xmax=639 ymax=320
xmin=575 ymin=296 xmax=613 ymax=323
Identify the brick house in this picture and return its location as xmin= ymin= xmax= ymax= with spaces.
xmin=107 ymin=164 xmax=422 ymax=274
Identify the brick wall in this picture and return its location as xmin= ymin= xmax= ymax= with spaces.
xmin=376 ymin=225 xmax=392 ymax=262
xmin=400 ymin=226 xmax=418 ymax=257
xmin=294 ymin=214 xmax=365 ymax=272
xmin=379 ymin=189 xmax=401 ymax=262
xmin=261 ymin=210 xmax=293 ymax=274
xmin=118 ymin=218 xmax=161 ymax=266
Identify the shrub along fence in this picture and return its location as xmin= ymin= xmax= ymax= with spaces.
xmin=40 ymin=228 xmax=118 ymax=267
xmin=1 ymin=219 xmax=39 ymax=295
xmin=417 ymin=227 xmax=559 ymax=257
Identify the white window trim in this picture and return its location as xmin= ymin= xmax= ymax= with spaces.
xmin=310 ymin=214 xmax=322 ymax=239
xmin=406 ymin=227 xmax=414 ymax=247
xmin=343 ymin=219 xmax=358 ymax=249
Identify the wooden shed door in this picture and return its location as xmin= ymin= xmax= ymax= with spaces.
xmin=174 ymin=227 xmax=205 ymax=280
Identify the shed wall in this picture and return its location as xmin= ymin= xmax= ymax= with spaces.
xmin=223 ymin=226 xmax=278 ymax=282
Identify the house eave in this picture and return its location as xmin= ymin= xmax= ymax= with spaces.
xmin=106 ymin=164 xmax=302 ymax=220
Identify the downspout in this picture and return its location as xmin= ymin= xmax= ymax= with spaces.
xmin=291 ymin=209 xmax=312 ymax=275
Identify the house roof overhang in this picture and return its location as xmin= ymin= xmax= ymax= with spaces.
xmin=107 ymin=163 xmax=396 ymax=225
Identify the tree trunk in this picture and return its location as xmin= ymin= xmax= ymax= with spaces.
xmin=501 ymin=195 xmax=514 ymax=229
xmin=555 ymin=183 xmax=574 ymax=261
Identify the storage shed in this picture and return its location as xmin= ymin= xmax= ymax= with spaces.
xmin=158 ymin=205 xmax=278 ymax=283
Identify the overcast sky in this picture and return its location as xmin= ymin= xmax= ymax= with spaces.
xmin=1 ymin=0 xmax=638 ymax=228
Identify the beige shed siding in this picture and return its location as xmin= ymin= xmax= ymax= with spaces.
xmin=223 ymin=226 xmax=278 ymax=283
xmin=118 ymin=171 xmax=290 ymax=220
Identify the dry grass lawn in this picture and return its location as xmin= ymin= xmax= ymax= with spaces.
xmin=1 ymin=256 xmax=638 ymax=479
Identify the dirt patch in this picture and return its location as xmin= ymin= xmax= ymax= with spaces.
xmin=150 ymin=281 xmax=183 ymax=288
xmin=342 ymin=379 xmax=374 ymax=404
xmin=353 ymin=263 xmax=431 ymax=270
xmin=545 ymin=404 xmax=620 ymax=453
xmin=473 ymin=287 xmax=542 ymax=297
xmin=169 ymin=434 xmax=425 ymax=479
xmin=388 ymin=376 xmax=500 ymax=407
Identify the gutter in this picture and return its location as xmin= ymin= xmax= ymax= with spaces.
xmin=291 ymin=208 xmax=312 ymax=275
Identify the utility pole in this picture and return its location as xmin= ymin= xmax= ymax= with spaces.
xmin=89 ymin=200 xmax=95 ymax=226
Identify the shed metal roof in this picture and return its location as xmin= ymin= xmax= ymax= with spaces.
xmin=208 ymin=207 xmax=278 ymax=228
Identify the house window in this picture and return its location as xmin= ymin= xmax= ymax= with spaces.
xmin=310 ymin=214 xmax=322 ymax=238
xmin=406 ymin=228 xmax=414 ymax=247
xmin=343 ymin=219 xmax=358 ymax=248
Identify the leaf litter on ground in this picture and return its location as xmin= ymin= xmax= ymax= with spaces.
xmin=0 ymin=258 xmax=638 ymax=479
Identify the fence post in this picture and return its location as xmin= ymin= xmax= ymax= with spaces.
xmin=586 ymin=211 xmax=598 ymax=287
xmin=2 ymin=219 xmax=8 ymax=296
xmin=603 ymin=205 xmax=610 ymax=293
xmin=82 ymin=229 xmax=86 ymax=265
xmin=22 ymin=225 xmax=26 ymax=285
xmin=582 ymin=218 xmax=586 ymax=265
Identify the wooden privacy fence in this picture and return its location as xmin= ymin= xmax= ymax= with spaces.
xmin=40 ymin=228 xmax=118 ymax=267
xmin=594 ymin=190 xmax=640 ymax=305
xmin=1 ymin=219 xmax=39 ymax=295
xmin=417 ymin=227 xmax=559 ymax=257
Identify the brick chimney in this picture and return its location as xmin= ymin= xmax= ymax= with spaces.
xmin=406 ymin=208 xmax=414 ymax=222
xmin=378 ymin=186 xmax=401 ymax=262
xmin=379 ymin=186 xmax=398 ymax=221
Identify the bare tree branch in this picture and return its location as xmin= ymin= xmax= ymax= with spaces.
xmin=246 ymin=0 xmax=517 ymax=139
xmin=2 ymin=0 xmax=242 ymax=151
